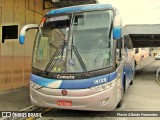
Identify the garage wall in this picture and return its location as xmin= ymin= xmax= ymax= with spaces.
xmin=0 ymin=0 xmax=50 ymax=91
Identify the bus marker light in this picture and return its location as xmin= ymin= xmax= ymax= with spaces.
xmin=40 ymin=17 xmax=46 ymax=27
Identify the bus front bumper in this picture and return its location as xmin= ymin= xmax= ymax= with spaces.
xmin=30 ymin=82 xmax=119 ymax=111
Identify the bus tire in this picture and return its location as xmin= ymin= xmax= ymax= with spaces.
xmin=130 ymin=80 xmax=133 ymax=85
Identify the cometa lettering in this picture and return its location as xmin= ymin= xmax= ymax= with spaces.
xmin=57 ymin=75 xmax=75 ymax=79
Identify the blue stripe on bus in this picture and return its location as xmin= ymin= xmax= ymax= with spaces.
xmin=113 ymin=27 xmax=121 ymax=39
xmin=47 ymin=4 xmax=113 ymax=15
xmin=19 ymin=35 xmax=25 ymax=44
xmin=30 ymin=71 xmax=117 ymax=89
xmin=31 ymin=74 xmax=58 ymax=87
xmin=59 ymin=74 xmax=109 ymax=89
xmin=109 ymin=72 xmax=117 ymax=82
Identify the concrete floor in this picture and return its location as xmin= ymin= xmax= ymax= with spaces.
xmin=0 ymin=56 xmax=160 ymax=119
xmin=0 ymin=87 xmax=31 ymax=111
xmin=117 ymin=57 xmax=160 ymax=111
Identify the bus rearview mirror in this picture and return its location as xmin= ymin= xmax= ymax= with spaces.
xmin=113 ymin=27 xmax=121 ymax=39
xmin=19 ymin=24 xmax=39 ymax=44
xmin=113 ymin=14 xmax=122 ymax=40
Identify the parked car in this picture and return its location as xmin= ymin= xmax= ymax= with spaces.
xmin=155 ymin=54 xmax=160 ymax=60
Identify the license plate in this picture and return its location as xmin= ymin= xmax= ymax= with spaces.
xmin=57 ymin=100 xmax=72 ymax=106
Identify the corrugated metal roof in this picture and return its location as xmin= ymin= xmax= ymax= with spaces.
xmin=123 ymin=24 xmax=160 ymax=48
xmin=124 ymin=24 xmax=160 ymax=34
xmin=47 ymin=4 xmax=113 ymax=15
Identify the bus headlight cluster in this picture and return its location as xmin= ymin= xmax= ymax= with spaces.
xmin=91 ymin=80 xmax=116 ymax=93
xmin=30 ymin=81 xmax=42 ymax=89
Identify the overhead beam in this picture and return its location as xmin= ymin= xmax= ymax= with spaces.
xmin=123 ymin=25 xmax=160 ymax=48
xmin=130 ymin=34 xmax=160 ymax=48
xmin=43 ymin=0 xmax=96 ymax=9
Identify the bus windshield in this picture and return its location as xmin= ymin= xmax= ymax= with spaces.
xmin=33 ymin=10 xmax=113 ymax=74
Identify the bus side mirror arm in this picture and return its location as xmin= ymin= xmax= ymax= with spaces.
xmin=19 ymin=24 xmax=39 ymax=44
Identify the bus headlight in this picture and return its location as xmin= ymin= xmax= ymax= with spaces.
xmin=91 ymin=80 xmax=116 ymax=93
xmin=30 ymin=81 xmax=42 ymax=89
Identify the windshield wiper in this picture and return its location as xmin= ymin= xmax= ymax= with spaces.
xmin=44 ymin=45 xmax=63 ymax=75
xmin=71 ymin=45 xmax=90 ymax=77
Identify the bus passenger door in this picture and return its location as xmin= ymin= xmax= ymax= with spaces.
xmin=123 ymin=48 xmax=134 ymax=88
